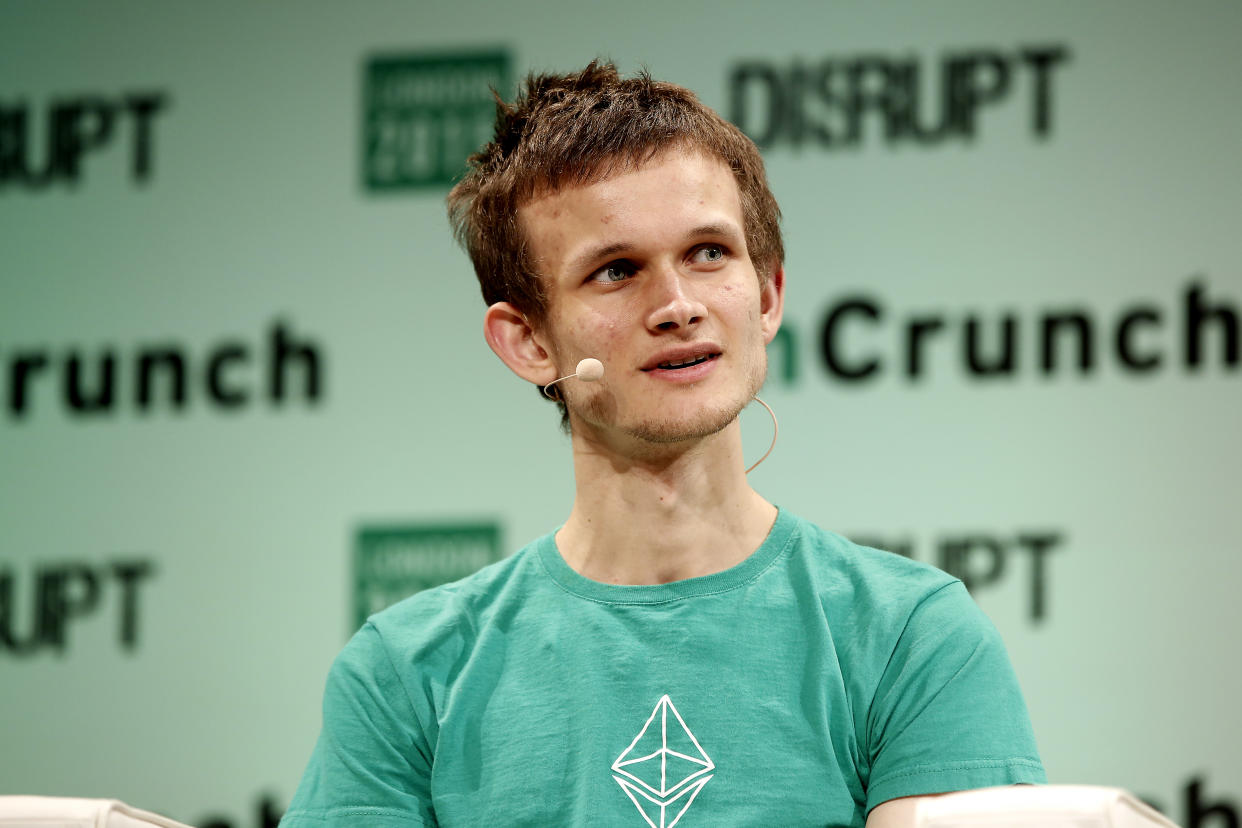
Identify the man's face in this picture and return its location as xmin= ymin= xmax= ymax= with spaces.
xmin=519 ymin=149 xmax=783 ymax=448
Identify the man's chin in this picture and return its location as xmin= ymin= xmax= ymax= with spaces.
xmin=625 ymin=403 xmax=744 ymax=445
xmin=569 ymin=371 xmax=763 ymax=448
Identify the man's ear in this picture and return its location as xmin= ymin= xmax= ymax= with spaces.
xmin=760 ymin=265 xmax=786 ymax=344
xmin=484 ymin=302 xmax=559 ymax=386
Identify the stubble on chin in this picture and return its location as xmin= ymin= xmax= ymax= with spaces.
xmin=627 ymin=399 xmax=742 ymax=444
xmin=569 ymin=352 xmax=768 ymax=446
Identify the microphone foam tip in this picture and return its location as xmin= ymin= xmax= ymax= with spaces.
xmin=575 ymin=358 xmax=604 ymax=382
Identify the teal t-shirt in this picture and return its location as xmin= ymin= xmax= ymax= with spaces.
xmin=282 ymin=510 xmax=1044 ymax=827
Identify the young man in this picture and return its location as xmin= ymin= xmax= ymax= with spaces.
xmin=282 ymin=62 xmax=1044 ymax=827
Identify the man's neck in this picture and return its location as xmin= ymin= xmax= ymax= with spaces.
xmin=555 ymin=421 xmax=777 ymax=585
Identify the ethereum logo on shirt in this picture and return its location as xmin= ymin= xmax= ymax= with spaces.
xmin=612 ymin=695 xmax=715 ymax=828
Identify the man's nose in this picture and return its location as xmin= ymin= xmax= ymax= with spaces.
xmin=644 ymin=265 xmax=708 ymax=332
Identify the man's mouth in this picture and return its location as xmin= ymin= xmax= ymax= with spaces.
xmin=654 ymin=354 xmax=718 ymax=371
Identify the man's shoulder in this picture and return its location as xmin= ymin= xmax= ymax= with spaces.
xmin=783 ymin=511 xmax=960 ymax=603
xmin=356 ymin=532 xmax=550 ymax=661
xmin=776 ymin=510 xmax=981 ymax=654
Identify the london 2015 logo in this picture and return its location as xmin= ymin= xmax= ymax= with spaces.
xmin=362 ymin=49 xmax=510 ymax=191
xmin=353 ymin=521 xmax=503 ymax=630
xmin=612 ymin=695 xmax=715 ymax=828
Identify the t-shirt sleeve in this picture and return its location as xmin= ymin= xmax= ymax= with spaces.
xmin=864 ymin=581 xmax=1045 ymax=814
xmin=280 ymin=622 xmax=437 ymax=828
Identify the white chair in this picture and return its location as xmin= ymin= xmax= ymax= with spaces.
xmin=0 ymin=797 xmax=193 ymax=828
xmin=914 ymin=785 xmax=1181 ymax=827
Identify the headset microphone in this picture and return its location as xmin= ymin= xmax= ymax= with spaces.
xmin=542 ymin=358 xmax=604 ymax=399
xmin=744 ymin=396 xmax=778 ymax=474
xmin=574 ymin=358 xmax=604 ymax=382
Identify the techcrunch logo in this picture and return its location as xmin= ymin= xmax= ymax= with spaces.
xmin=766 ymin=278 xmax=1239 ymax=386
xmin=1146 ymin=777 xmax=1239 ymax=828
xmin=0 ymin=558 xmax=154 ymax=656
xmin=0 ymin=91 xmax=170 ymax=189
xmin=854 ymin=529 xmax=1061 ymax=624
xmin=729 ymin=45 xmax=1069 ymax=150
xmin=1 ymin=319 xmax=324 ymax=422
xmin=198 ymin=793 xmax=284 ymax=828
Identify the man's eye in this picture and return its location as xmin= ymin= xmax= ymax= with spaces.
xmin=590 ymin=262 xmax=634 ymax=283
xmin=692 ymin=245 xmax=726 ymax=264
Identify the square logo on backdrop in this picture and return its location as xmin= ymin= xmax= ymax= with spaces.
xmin=353 ymin=521 xmax=503 ymax=631
xmin=363 ymin=50 xmax=511 ymax=190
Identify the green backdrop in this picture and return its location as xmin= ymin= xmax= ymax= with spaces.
xmin=2 ymin=1 xmax=1239 ymax=825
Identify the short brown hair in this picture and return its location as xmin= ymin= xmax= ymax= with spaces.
xmin=446 ymin=60 xmax=784 ymax=326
